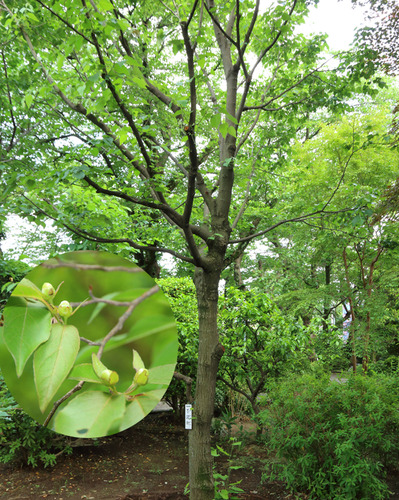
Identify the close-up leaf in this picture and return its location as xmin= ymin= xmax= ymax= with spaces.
xmin=53 ymin=391 xmax=126 ymax=438
xmin=3 ymin=306 xmax=52 ymax=377
xmin=120 ymin=389 xmax=165 ymax=430
xmin=68 ymin=363 xmax=103 ymax=384
xmin=34 ymin=323 xmax=80 ymax=413
xmin=132 ymin=349 xmax=145 ymax=371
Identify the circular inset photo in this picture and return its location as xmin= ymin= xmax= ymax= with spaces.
xmin=0 ymin=251 xmax=178 ymax=438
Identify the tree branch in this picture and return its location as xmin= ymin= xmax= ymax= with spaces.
xmin=82 ymin=175 xmax=183 ymax=226
xmin=181 ymin=21 xmax=199 ymax=226
xmin=21 ymin=194 xmax=196 ymax=264
xmin=1 ymin=50 xmax=17 ymax=153
xmin=228 ymin=208 xmax=357 ymax=245
xmin=19 ymin=26 xmax=151 ymax=181
xmin=96 ymin=284 xmax=160 ymax=359
xmin=42 ymin=262 xmax=145 ymax=273
xmin=34 ymin=0 xmax=95 ymax=45
xmin=249 ymin=0 xmax=299 ymax=78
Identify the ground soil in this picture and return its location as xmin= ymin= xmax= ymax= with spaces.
xmin=1 ymin=411 xmax=399 ymax=500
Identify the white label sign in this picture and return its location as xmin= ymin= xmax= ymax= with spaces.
xmin=185 ymin=404 xmax=192 ymax=430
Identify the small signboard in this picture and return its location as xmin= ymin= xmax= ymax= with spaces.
xmin=185 ymin=404 xmax=192 ymax=430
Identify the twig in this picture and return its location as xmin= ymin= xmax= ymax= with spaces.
xmin=80 ymin=336 xmax=101 ymax=346
xmin=43 ymin=381 xmax=84 ymax=427
xmin=42 ymin=261 xmax=144 ymax=273
xmin=96 ymin=284 xmax=160 ymax=359
xmin=43 ymin=284 xmax=160 ymax=426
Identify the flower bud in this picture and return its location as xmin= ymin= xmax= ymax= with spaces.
xmin=42 ymin=282 xmax=55 ymax=299
xmin=100 ymin=369 xmax=119 ymax=386
xmin=58 ymin=300 xmax=73 ymax=319
xmin=133 ymin=368 xmax=149 ymax=386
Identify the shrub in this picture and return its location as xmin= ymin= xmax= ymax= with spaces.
xmin=0 ymin=374 xmax=72 ymax=467
xmin=218 ymin=287 xmax=312 ymax=416
xmin=371 ymin=355 xmax=399 ymax=375
xmin=312 ymin=326 xmax=351 ymax=372
xmin=0 ymin=258 xmax=30 ymax=309
xmin=260 ymin=372 xmax=399 ymax=499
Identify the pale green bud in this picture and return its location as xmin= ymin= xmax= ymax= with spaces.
xmin=100 ymin=369 xmax=119 ymax=386
xmin=134 ymin=368 xmax=149 ymax=386
xmin=41 ymin=282 xmax=55 ymax=299
xmin=58 ymin=300 xmax=73 ymax=319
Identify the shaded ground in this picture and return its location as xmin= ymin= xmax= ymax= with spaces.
xmin=1 ymin=411 xmax=399 ymax=500
xmin=0 ymin=412 xmax=294 ymax=500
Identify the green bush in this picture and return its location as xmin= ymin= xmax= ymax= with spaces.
xmin=0 ymin=258 xmax=30 ymax=309
xmin=0 ymin=374 xmax=72 ymax=467
xmin=312 ymin=326 xmax=351 ymax=372
xmin=260 ymin=372 xmax=399 ymax=499
xmin=219 ymin=287 xmax=312 ymax=416
xmin=371 ymin=355 xmax=399 ymax=375
xmin=157 ymin=277 xmax=199 ymax=416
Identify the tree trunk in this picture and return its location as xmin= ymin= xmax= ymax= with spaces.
xmin=343 ymin=247 xmax=357 ymax=374
xmin=233 ymin=254 xmax=245 ymax=288
xmin=189 ymin=266 xmax=224 ymax=499
xmin=322 ymin=263 xmax=331 ymax=332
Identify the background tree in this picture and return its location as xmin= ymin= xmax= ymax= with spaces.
xmin=351 ymin=0 xmax=399 ymax=143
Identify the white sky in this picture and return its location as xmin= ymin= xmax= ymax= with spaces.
xmin=2 ymin=0 xmax=370 ymax=261
xmin=299 ymin=0 xmax=370 ymax=52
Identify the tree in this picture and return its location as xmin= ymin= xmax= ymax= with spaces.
xmin=0 ymin=0 xmax=382 ymax=497
xmin=351 ymin=0 xmax=399 ymax=143
xmin=246 ymin=105 xmax=399 ymax=372
xmin=351 ymin=0 xmax=399 ymax=75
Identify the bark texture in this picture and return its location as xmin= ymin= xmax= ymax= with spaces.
xmin=189 ymin=266 xmax=224 ymax=499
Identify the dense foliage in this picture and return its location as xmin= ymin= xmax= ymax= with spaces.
xmin=260 ymin=372 xmax=399 ymax=499
xmin=218 ymin=287 xmax=312 ymax=415
xmin=0 ymin=375 xmax=72 ymax=467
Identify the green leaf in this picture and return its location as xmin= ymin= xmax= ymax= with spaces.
xmin=98 ymin=0 xmax=114 ymax=11
xmin=12 ymin=278 xmax=46 ymax=302
xmin=87 ymin=72 xmax=100 ymax=83
xmin=120 ymin=389 xmax=165 ymax=429
xmin=219 ymin=122 xmax=229 ymax=139
xmin=3 ymin=306 xmax=52 ymax=377
xmin=117 ymin=19 xmax=130 ymax=31
xmin=56 ymin=54 xmax=65 ymax=72
xmin=224 ymin=111 xmax=238 ymax=125
xmin=118 ymin=128 xmax=129 ymax=144
xmin=34 ymin=323 xmax=80 ymax=413
xmin=25 ymin=94 xmax=34 ymax=109
xmin=53 ymin=391 xmax=126 ymax=437
xmin=210 ymin=114 xmax=221 ymax=128
xmin=227 ymin=125 xmax=237 ymax=137
xmin=172 ymin=39 xmax=184 ymax=55
xmin=132 ymin=349 xmax=145 ymax=371
xmin=26 ymin=11 xmax=40 ymax=22
xmin=68 ymin=363 xmax=103 ymax=383
xmin=132 ymin=76 xmax=147 ymax=89
xmin=147 ymin=364 xmax=175 ymax=385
